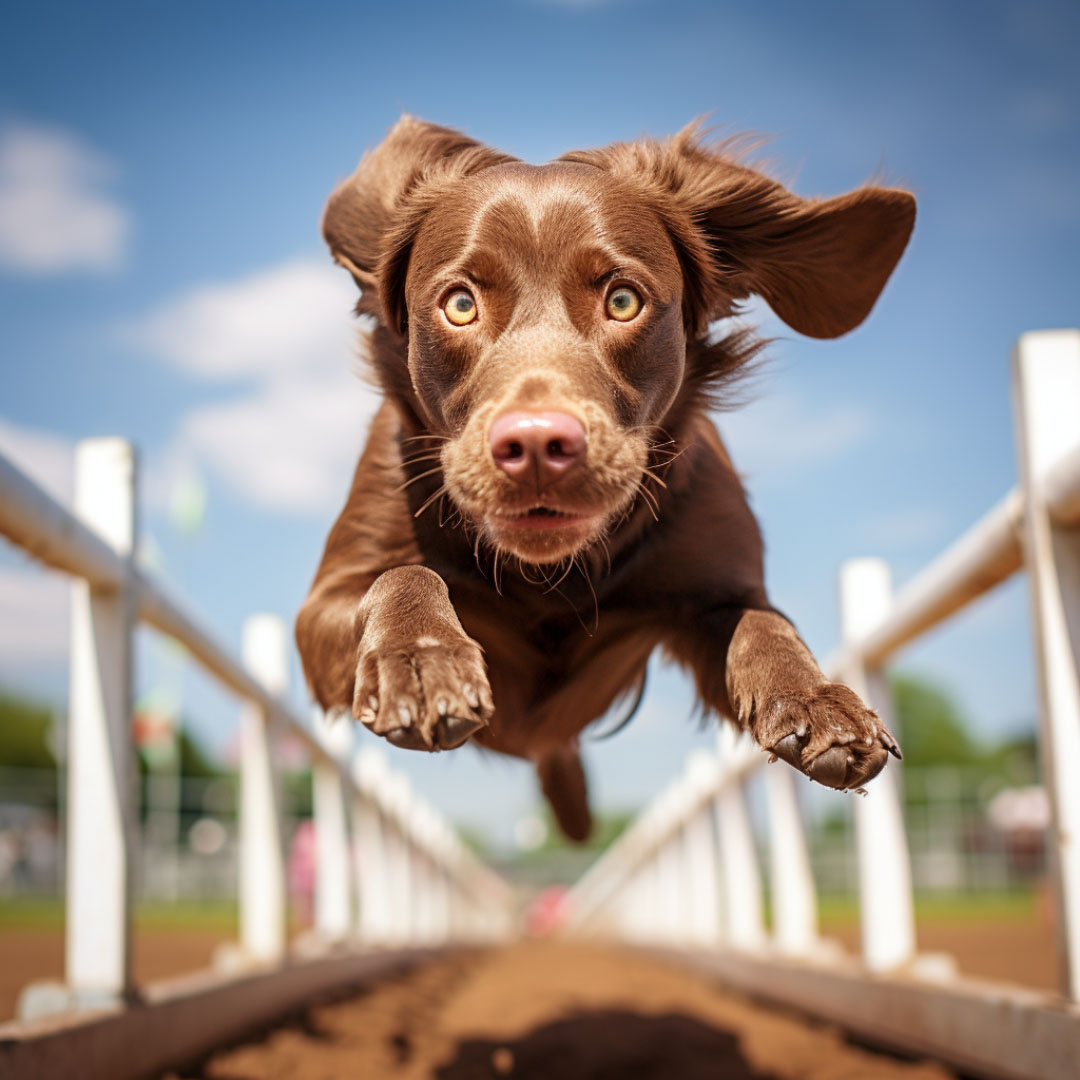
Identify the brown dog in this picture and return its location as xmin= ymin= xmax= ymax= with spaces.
xmin=296 ymin=116 xmax=912 ymax=840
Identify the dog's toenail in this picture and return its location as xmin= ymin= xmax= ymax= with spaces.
xmin=398 ymin=704 xmax=413 ymax=727
xmin=368 ymin=695 xmax=378 ymax=711
xmin=808 ymin=747 xmax=850 ymax=789
xmin=463 ymin=683 xmax=480 ymax=708
xmin=437 ymin=697 xmax=449 ymax=716
xmin=772 ymin=733 xmax=805 ymax=770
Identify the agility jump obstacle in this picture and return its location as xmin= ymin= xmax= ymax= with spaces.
xmin=0 ymin=330 xmax=1078 ymax=1079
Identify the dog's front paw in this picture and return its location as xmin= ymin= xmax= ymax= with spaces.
xmin=751 ymin=683 xmax=901 ymax=790
xmin=353 ymin=632 xmax=494 ymax=752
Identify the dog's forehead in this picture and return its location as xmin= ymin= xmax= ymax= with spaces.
xmin=415 ymin=160 xmax=673 ymax=272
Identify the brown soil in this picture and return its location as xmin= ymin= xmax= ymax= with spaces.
xmin=1 ymin=916 xmax=1059 ymax=1024
xmin=179 ymin=942 xmax=956 ymax=1080
xmin=828 ymin=919 xmax=1061 ymax=991
xmin=0 ymin=927 xmax=229 ymax=1021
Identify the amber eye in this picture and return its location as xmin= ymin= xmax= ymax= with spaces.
xmin=443 ymin=288 xmax=477 ymax=326
xmin=606 ymin=286 xmax=642 ymax=322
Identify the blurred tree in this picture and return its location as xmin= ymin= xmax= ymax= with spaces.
xmin=890 ymin=673 xmax=980 ymax=769
xmin=0 ymin=689 xmax=57 ymax=770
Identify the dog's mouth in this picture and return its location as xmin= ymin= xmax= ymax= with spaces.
xmin=490 ymin=503 xmax=601 ymax=532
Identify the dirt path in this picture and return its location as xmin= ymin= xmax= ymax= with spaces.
xmin=180 ymin=942 xmax=956 ymax=1080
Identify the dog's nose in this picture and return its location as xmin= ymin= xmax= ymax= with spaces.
xmin=489 ymin=410 xmax=586 ymax=488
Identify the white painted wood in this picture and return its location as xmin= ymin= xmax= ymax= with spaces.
xmin=1012 ymin=328 xmax=1080 ymax=1001
xmin=382 ymin=772 xmax=416 ymax=944
xmin=239 ymin=615 xmax=288 ymax=963
xmin=352 ymin=746 xmax=393 ymax=942
xmin=714 ymin=727 xmax=765 ymax=949
xmin=312 ymin=710 xmax=353 ymax=944
xmin=671 ymin=944 xmax=1080 ymax=1080
xmin=65 ymin=439 xmax=136 ymax=1004
xmin=764 ymin=761 xmax=818 ymax=955
xmin=824 ymin=490 xmax=1023 ymax=676
xmin=839 ymin=557 xmax=916 ymax=972
xmin=0 ymin=948 xmax=436 ymax=1080
xmin=682 ymin=751 xmax=723 ymax=945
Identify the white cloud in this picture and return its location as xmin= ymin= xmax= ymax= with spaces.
xmin=0 ymin=417 xmax=74 ymax=505
xmin=0 ymin=120 xmax=129 ymax=274
xmin=121 ymin=259 xmax=359 ymax=382
xmin=0 ymin=566 xmax=69 ymax=672
xmin=859 ymin=505 xmax=949 ymax=548
xmin=718 ymin=392 xmax=874 ymax=479
xmin=122 ymin=257 xmax=379 ymax=516
xmin=177 ymin=375 xmax=380 ymax=513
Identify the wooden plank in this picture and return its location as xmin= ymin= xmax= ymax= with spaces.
xmin=0 ymin=948 xmax=445 ymax=1080
xmin=661 ymin=946 xmax=1080 ymax=1080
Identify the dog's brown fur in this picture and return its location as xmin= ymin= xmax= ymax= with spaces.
xmin=297 ymin=117 xmax=913 ymax=841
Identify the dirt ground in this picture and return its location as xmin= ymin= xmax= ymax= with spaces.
xmin=0 ymin=926 xmax=227 ymax=1021
xmin=172 ymin=942 xmax=958 ymax=1080
xmin=0 ymin=916 xmax=1059 ymax=1025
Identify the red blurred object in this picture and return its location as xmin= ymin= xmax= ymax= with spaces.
xmin=526 ymin=886 xmax=570 ymax=937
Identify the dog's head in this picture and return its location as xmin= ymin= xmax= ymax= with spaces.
xmin=324 ymin=116 xmax=914 ymax=565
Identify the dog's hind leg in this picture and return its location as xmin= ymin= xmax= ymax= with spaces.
xmin=536 ymin=742 xmax=592 ymax=843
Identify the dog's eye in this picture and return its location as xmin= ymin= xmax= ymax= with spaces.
xmin=605 ymin=286 xmax=642 ymax=322
xmin=443 ymin=289 xmax=478 ymax=326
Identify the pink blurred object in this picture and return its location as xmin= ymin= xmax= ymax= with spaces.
xmin=526 ymin=885 xmax=570 ymax=936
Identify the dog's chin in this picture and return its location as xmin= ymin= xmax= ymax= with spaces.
xmin=484 ymin=508 xmax=606 ymax=565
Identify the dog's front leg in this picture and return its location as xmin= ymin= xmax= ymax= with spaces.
xmin=355 ymin=566 xmax=494 ymax=750
xmin=302 ymin=565 xmax=494 ymax=751
xmin=686 ymin=608 xmax=901 ymax=789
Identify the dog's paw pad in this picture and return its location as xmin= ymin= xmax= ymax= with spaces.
xmin=353 ymin=634 xmax=493 ymax=752
xmin=757 ymin=683 xmax=900 ymax=790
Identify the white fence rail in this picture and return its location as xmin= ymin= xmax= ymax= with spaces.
xmin=564 ymin=330 xmax=1080 ymax=1080
xmin=0 ymin=435 xmax=513 ymax=1074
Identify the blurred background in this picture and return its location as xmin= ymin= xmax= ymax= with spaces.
xmin=1 ymin=0 xmax=1077 ymax=1016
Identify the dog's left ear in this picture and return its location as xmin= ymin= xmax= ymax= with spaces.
xmin=563 ymin=124 xmax=915 ymax=339
xmin=323 ymin=115 xmax=517 ymax=332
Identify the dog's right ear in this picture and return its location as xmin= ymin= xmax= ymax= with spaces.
xmin=323 ymin=116 xmax=516 ymax=332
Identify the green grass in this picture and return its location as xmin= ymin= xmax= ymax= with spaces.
xmin=0 ymin=897 xmax=237 ymax=932
xmin=0 ymin=888 xmax=1040 ymax=935
xmin=817 ymin=888 xmax=1038 ymax=929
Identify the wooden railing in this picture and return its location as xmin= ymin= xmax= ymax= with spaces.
xmin=563 ymin=330 xmax=1080 ymax=1080
xmin=0 ymin=435 xmax=513 ymax=1076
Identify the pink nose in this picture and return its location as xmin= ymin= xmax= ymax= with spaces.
xmin=489 ymin=410 xmax=586 ymax=489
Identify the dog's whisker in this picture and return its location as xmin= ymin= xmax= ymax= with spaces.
xmin=399 ymin=451 xmax=445 ymax=466
xmin=396 ymin=466 xmax=445 ymax=494
xmin=642 ymin=464 xmax=669 ymax=489
xmin=398 ymin=433 xmax=450 ymax=445
xmin=546 ymin=555 xmax=577 ymax=594
xmin=413 ymin=483 xmax=449 ymax=519
xmin=635 ymin=480 xmax=660 ymax=521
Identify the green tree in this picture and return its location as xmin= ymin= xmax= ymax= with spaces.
xmin=889 ymin=673 xmax=980 ymax=769
xmin=0 ymin=689 xmax=57 ymax=770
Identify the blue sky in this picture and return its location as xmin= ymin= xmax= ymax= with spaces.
xmin=1 ymin=0 xmax=1077 ymax=842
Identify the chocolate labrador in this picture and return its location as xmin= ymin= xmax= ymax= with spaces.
xmin=296 ymin=117 xmax=912 ymax=840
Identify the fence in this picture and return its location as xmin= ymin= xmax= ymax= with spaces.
xmin=564 ymin=330 xmax=1080 ymax=1080
xmin=0 ymin=436 xmax=513 ymax=1077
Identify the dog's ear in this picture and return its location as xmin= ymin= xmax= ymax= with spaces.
xmin=323 ymin=115 xmax=517 ymax=332
xmin=563 ymin=123 xmax=915 ymax=339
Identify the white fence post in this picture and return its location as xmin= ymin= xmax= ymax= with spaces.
xmin=683 ymin=751 xmax=724 ymax=945
xmin=65 ymin=438 xmax=137 ymax=1005
xmin=715 ymin=727 xmax=765 ymax=949
xmin=239 ymin=615 xmax=288 ymax=963
xmin=313 ymin=711 xmax=353 ymax=945
xmin=352 ymin=747 xmax=393 ymax=943
xmin=1012 ymin=329 xmax=1080 ymax=1001
xmin=764 ymin=763 xmax=818 ymax=955
xmin=839 ymin=557 xmax=916 ymax=971
xmin=383 ymin=772 xmax=415 ymax=944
